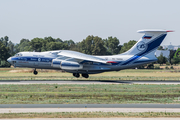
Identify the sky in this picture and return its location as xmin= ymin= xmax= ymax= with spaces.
xmin=0 ymin=0 xmax=179 ymax=45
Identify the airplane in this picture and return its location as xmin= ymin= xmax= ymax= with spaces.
xmin=7 ymin=29 xmax=173 ymax=78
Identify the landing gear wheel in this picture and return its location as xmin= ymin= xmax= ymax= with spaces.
xmin=82 ymin=74 xmax=89 ymax=78
xmin=33 ymin=70 xmax=38 ymax=75
xmin=73 ymin=73 xmax=80 ymax=78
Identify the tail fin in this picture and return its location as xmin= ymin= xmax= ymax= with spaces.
xmin=122 ymin=29 xmax=173 ymax=57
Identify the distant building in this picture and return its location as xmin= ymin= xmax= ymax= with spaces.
xmin=155 ymin=50 xmax=170 ymax=58
xmin=168 ymin=45 xmax=175 ymax=50
xmin=162 ymin=44 xmax=180 ymax=50
xmin=174 ymin=47 xmax=178 ymax=50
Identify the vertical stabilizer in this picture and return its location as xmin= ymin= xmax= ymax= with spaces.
xmin=121 ymin=29 xmax=173 ymax=57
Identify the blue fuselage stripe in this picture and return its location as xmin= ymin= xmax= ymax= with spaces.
xmin=122 ymin=55 xmax=140 ymax=65
xmin=11 ymin=57 xmax=54 ymax=62
xmin=61 ymin=64 xmax=80 ymax=67
xmin=133 ymin=59 xmax=157 ymax=64
xmin=53 ymin=62 xmax=61 ymax=65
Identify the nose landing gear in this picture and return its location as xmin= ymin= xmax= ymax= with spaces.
xmin=33 ymin=69 xmax=38 ymax=75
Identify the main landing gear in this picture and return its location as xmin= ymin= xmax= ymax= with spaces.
xmin=82 ymin=74 xmax=89 ymax=78
xmin=33 ymin=69 xmax=38 ymax=75
xmin=73 ymin=73 xmax=80 ymax=78
xmin=73 ymin=73 xmax=89 ymax=78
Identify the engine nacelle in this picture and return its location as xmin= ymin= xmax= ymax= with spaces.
xmin=52 ymin=59 xmax=61 ymax=68
xmin=52 ymin=59 xmax=83 ymax=70
xmin=61 ymin=61 xmax=83 ymax=70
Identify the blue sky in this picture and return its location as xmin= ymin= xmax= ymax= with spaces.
xmin=0 ymin=0 xmax=179 ymax=45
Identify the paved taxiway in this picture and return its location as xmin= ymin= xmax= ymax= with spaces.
xmin=0 ymin=80 xmax=180 ymax=84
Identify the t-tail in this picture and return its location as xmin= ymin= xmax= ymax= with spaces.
xmin=121 ymin=29 xmax=173 ymax=65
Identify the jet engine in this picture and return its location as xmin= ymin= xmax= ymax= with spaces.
xmin=61 ymin=61 xmax=83 ymax=70
xmin=52 ymin=59 xmax=61 ymax=68
xmin=52 ymin=59 xmax=83 ymax=70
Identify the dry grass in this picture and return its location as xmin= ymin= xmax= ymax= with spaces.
xmin=2 ymin=70 xmax=180 ymax=77
xmin=8 ymin=69 xmax=64 ymax=73
xmin=9 ymin=69 xmax=33 ymax=73
xmin=91 ymin=70 xmax=180 ymax=77
xmin=0 ymin=67 xmax=180 ymax=80
xmin=0 ymin=112 xmax=180 ymax=118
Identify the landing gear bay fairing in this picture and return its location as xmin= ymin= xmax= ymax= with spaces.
xmin=7 ymin=30 xmax=173 ymax=78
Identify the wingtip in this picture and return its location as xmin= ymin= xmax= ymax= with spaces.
xmin=107 ymin=61 xmax=118 ymax=63
xmin=166 ymin=30 xmax=174 ymax=32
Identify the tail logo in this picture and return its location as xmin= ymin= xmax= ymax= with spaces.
xmin=137 ymin=41 xmax=147 ymax=51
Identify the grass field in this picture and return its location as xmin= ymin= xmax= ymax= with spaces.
xmin=0 ymin=68 xmax=180 ymax=104
xmin=1 ymin=112 xmax=180 ymax=118
xmin=0 ymin=84 xmax=180 ymax=104
xmin=1 ymin=68 xmax=180 ymax=118
xmin=0 ymin=67 xmax=180 ymax=80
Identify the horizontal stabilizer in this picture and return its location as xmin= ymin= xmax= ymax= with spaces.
xmin=137 ymin=29 xmax=174 ymax=33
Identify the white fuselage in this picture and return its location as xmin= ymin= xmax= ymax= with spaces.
xmin=7 ymin=29 xmax=171 ymax=77
xmin=8 ymin=50 xmax=157 ymax=74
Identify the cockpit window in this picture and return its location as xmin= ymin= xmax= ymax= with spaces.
xmin=15 ymin=53 xmax=22 ymax=57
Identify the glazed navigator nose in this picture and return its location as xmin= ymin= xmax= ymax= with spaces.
xmin=7 ymin=57 xmax=12 ymax=64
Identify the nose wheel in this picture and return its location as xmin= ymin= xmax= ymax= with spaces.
xmin=33 ymin=69 xmax=38 ymax=75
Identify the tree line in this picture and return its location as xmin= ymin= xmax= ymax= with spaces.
xmin=0 ymin=35 xmax=136 ymax=67
xmin=0 ymin=35 xmax=180 ymax=67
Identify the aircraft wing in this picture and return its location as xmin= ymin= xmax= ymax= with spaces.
xmin=58 ymin=50 xmax=108 ymax=64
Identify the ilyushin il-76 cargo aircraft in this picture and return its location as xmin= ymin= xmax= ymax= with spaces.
xmin=7 ymin=29 xmax=173 ymax=78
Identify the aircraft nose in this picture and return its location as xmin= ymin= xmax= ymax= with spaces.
xmin=7 ymin=57 xmax=12 ymax=64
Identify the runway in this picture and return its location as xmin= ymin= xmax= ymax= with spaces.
xmin=0 ymin=104 xmax=180 ymax=113
xmin=1 ymin=108 xmax=180 ymax=113
xmin=1 ymin=104 xmax=180 ymax=108
xmin=0 ymin=80 xmax=180 ymax=84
